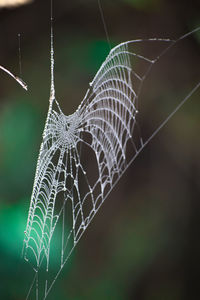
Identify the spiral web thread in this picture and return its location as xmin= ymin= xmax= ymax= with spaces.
xmin=23 ymin=32 xmax=200 ymax=299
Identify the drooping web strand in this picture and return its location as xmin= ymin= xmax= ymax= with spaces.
xmin=50 ymin=0 xmax=55 ymax=101
xmin=97 ymin=0 xmax=111 ymax=49
xmin=18 ymin=33 xmax=22 ymax=77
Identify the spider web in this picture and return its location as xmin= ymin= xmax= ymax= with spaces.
xmin=23 ymin=30 xmax=200 ymax=299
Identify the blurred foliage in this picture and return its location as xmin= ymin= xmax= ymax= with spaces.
xmin=0 ymin=0 xmax=200 ymax=299
xmin=123 ymin=0 xmax=162 ymax=11
xmin=0 ymin=99 xmax=40 ymax=199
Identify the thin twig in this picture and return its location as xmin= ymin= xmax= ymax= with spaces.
xmin=0 ymin=64 xmax=28 ymax=90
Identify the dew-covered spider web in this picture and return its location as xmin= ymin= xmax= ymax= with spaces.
xmin=22 ymin=25 xmax=200 ymax=299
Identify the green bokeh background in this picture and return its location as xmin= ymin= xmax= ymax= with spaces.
xmin=0 ymin=0 xmax=200 ymax=299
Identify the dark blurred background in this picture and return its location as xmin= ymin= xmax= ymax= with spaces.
xmin=0 ymin=0 xmax=200 ymax=299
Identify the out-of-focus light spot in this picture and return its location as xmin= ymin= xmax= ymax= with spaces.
xmin=0 ymin=0 xmax=32 ymax=8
